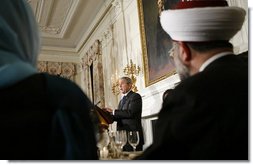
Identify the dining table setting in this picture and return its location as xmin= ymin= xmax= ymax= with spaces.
xmin=97 ymin=129 xmax=143 ymax=160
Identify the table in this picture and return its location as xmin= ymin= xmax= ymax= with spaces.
xmin=99 ymin=151 xmax=143 ymax=160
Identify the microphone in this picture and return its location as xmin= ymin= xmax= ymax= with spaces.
xmin=95 ymin=101 xmax=101 ymax=106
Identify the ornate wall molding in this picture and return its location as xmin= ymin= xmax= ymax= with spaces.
xmin=37 ymin=61 xmax=77 ymax=81
xmin=82 ymin=40 xmax=105 ymax=107
xmin=100 ymin=25 xmax=114 ymax=49
xmin=112 ymin=0 xmax=122 ymax=15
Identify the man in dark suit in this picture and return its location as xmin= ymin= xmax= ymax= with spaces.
xmin=137 ymin=0 xmax=248 ymax=160
xmin=105 ymin=77 xmax=144 ymax=151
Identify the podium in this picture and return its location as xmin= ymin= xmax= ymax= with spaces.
xmin=93 ymin=105 xmax=113 ymax=129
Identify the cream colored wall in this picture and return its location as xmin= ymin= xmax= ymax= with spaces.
xmin=228 ymin=0 xmax=248 ymax=53
xmin=79 ymin=0 xmax=248 ymax=149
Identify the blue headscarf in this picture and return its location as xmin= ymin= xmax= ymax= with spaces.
xmin=0 ymin=0 xmax=40 ymax=88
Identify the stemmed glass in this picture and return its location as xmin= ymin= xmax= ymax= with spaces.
xmin=114 ymin=131 xmax=122 ymax=149
xmin=128 ymin=131 xmax=139 ymax=152
xmin=114 ymin=130 xmax=127 ymax=157
xmin=120 ymin=130 xmax=127 ymax=150
xmin=96 ymin=129 xmax=110 ymax=158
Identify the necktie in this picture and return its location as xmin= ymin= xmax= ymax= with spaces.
xmin=120 ymin=96 xmax=126 ymax=108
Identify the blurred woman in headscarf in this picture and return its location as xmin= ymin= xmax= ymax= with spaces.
xmin=0 ymin=0 xmax=98 ymax=160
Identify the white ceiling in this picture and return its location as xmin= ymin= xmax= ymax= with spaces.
xmin=28 ymin=0 xmax=106 ymax=61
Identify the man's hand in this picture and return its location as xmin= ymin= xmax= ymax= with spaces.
xmin=103 ymin=108 xmax=113 ymax=113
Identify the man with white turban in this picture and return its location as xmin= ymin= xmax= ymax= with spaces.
xmin=137 ymin=0 xmax=248 ymax=160
xmin=0 ymin=0 xmax=98 ymax=160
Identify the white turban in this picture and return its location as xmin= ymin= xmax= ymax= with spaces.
xmin=160 ymin=4 xmax=246 ymax=42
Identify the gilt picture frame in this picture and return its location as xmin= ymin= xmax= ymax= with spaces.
xmin=137 ymin=0 xmax=178 ymax=86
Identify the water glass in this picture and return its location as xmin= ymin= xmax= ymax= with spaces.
xmin=128 ymin=131 xmax=139 ymax=152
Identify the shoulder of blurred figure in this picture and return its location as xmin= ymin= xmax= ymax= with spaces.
xmin=237 ymin=51 xmax=248 ymax=63
xmin=40 ymin=73 xmax=91 ymax=105
xmin=163 ymin=89 xmax=174 ymax=101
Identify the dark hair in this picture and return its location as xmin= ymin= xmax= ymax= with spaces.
xmin=120 ymin=77 xmax=132 ymax=84
xmin=186 ymin=41 xmax=233 ymax=52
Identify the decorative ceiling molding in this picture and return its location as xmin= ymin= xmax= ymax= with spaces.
xmin=41 ymin=0 xmax=80 ymax=38
xmin=27 ymin=0 xmax=110 ymax=61
xmin=37 ymin=0 xmax=53 ymax=25
xmin=40 ymin=26 xmax=61 ymax=35
xmin=29 ymin=0 xmax=80 ymax=38
xmin=42 ymin=46 xmax=77 ymax=52
xmin=38 ymin=52 xmax=80 ymax=63
xmin=27 ymin=0 xmax=44 ymax=23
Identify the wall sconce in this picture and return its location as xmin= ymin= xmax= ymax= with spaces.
xmin=111 ymin=81 xmax=120 ymax=95
xmin=111 ymin=72 xmax=120 ymax=96
xmin=123 ymin=59 xmax=141 ymax=92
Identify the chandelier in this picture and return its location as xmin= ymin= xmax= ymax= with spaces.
xmin=123 ymin=59 xmax=141 ymax=92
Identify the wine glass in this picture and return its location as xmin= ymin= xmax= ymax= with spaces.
xmin=128 ymin=131 xmax=139 ymax=152
xmin=96 ymin=129 xmax=110 ymax=158
xmin=120 ymin=130 xmax=127 ymax=150
xmin=114 ymin=130 xmax=127 ymax=158
xmin=114 ymin=131 xmax=122 ymax=148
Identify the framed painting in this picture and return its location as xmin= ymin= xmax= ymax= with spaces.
xmin=137 ymin=0 xmax=179 ymax=86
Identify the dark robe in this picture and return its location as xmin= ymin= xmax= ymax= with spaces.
xmin=137 ymin=55 xmax=248 ymax=160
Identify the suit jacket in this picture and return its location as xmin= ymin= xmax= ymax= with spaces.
xmin=114 ymin=91 xmax=144 ymax=147
xmin=0 ymin=73 xmax=98 ymax=160
xmin=137 ymin=55 xmax=248 ymax=160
